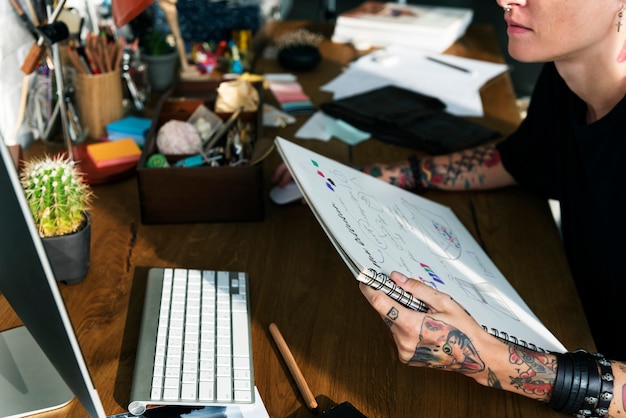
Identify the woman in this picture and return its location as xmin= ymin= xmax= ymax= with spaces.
xmin=273 ymin=0 xmax=626 ymax=414
xmin=358 ymin=0 xmax=626 ymax=415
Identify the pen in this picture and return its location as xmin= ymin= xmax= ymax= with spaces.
xmin=268 ymin=323 xmax=319 ymax=413
xmin=426 ymin=56 xmax=474 ymax=75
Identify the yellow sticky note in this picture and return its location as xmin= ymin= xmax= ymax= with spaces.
xmin=86 ymin=138 xmax=141 ymax=169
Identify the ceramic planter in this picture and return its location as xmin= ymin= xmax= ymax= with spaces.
xmin=144 ymin=51 xmax=178 ymax=91
xmin=42 ymin=213 xmax=91 ymax=285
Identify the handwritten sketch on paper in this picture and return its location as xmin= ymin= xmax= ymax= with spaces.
xmin=275 ymin=137 xmax=565 ymax=352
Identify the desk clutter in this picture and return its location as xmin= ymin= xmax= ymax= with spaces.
xmin=332 ymin=1 xmax=473 ymax=52
xmin=137 ymin=79 xmax=269 ymax=223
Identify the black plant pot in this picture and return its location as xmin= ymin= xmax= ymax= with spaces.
xmin=277 ymin=45 xmax=322 ymax=72
xmin=42 ymin=213 xmax=91 ymax=285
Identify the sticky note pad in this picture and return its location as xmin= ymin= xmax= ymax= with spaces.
xmin=86 ymin=138 xmax=142 ymax=169
xmin=106 ymin=116 xmax=152 ymax=146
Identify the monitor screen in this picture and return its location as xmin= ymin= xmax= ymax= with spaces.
xmin=0 ymin=139 xmax=106 ymax=417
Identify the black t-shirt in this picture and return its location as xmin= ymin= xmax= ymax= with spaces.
xmin=496 ymin=62 xmax=626 ymax=359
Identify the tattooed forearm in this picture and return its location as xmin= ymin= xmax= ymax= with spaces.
xmin=487 ymin=368 xmax=503 ymax=389
xmin=359 ymin=162 xmax=416 ymax=189
xmin=421 ymin=145 xmax=500 ymax=190
xmin=508 ymin=347 xmax=557 ymax=397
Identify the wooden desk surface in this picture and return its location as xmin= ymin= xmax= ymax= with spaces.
xmin=1 ymin=22 xmax=594 ymax=417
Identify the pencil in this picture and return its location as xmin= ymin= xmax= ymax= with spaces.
xmin=67 ymin=45 xmax=90 ymax=75
xmin=269 ymin=323 xmax=319 ymax=413
xmin=426 ymin=55 xmax=474 ymax=74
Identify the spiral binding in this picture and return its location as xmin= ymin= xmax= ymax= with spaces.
xmin=482 ymin=326 xmax=546 ymax=353
xmin=357 ymin=269 xmax=428 ymax=313
xmin=358 ymin=268 xmax=548 ymax=352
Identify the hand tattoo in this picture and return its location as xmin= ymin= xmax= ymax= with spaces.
xmin=409 ymin=316 xmax=484 ymax=373
xmin=386 ymin=307 xmax=399 ymax=321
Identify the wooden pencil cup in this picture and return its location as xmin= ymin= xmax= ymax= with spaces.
xmin=74 ymin=69 xmax=124 ymax=139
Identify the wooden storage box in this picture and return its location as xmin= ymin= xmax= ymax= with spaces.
xmin=137 ymin=80 xmax=264 ymax=223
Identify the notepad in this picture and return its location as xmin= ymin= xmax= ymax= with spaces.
xmin=86 ymin=138 xmax=142 ymax=169
xmin=106 ymin=116 xmax=151 ymax=146
xmin=275 ymin=136 xmax=566 ymax=354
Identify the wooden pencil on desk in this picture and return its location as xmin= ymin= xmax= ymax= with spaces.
xmin=269 ymin=323 xmax=319 ymax=413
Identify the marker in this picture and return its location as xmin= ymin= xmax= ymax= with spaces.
xmin=426 ymin=56 xmax=474 ymax=75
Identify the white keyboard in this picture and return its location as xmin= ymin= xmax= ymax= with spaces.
xmin=128 ymin=268 xmax=254 ymax=415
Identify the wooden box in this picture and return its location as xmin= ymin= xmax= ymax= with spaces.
xmin=137 ymin=80 xmax=264 ymax=223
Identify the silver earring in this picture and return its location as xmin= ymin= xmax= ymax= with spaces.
xmin=618 ymin=5 xmax=624 ymax=32
xmin=504 ymin=4 xmax=512 ymax=12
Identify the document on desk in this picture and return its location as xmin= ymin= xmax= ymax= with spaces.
xmin=295 ymin=111 xmax=371 ymax=145
xmin=320 ymin=45 xmax=508 ymax=117
xmin=107 ymin=388 xmax=269 ymax=417
xmin=275 ymin=137 xmax=567 ymax=354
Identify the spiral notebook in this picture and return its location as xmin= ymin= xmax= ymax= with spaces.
xmin=275 ymin=137 xmax=566 ymax=353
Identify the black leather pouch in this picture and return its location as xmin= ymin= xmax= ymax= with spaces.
xmin=320 ymin=86 xmax=500 ymax=154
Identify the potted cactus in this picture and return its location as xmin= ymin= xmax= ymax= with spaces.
xmin=20 ymin=155 xmax=94 ymax=284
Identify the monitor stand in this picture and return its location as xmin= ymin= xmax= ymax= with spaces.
xmin=0 ymin=326 xmax=74 ymax=417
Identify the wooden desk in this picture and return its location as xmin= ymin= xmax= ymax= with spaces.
xmin=1 ymin=23 xmax=594 ymax=417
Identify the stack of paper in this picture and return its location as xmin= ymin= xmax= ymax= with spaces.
xmin=332 ymin=1 xmax=473 ymax=52
xmin=320 ymin=45 xmax=509 ymax=117
xmin=266 ymin=75 xmax=316 ymax=115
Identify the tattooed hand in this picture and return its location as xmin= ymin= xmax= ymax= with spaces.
xmin=359 ymin=272 xmax=495 ymax=373
xmin=358 ymin=271 xmax=554 ymax=397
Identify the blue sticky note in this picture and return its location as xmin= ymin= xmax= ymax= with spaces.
xmin=325 ymin=116 xmax=371 ymax=146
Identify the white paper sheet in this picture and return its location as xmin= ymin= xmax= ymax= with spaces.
xmin=321 ymin=45 xmax=509 ymax=117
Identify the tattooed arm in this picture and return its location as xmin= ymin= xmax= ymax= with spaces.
xmin=360 ymin=271 xmax=626 ymax=416
xmin=360 ymin=144 xmax=516 ymax=191
xmin=272 ymin=144 xmax=516 ymax=191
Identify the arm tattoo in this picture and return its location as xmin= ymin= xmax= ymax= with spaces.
xmin=421 ymin=145 xmax=500 ymax=190
xmin=487 ymin=368 xmax=503 ymax=389
xmin=359 ymin=162 xmax=416 ymax=189
xmin=508 ymin=346 xmax=557 ymax=397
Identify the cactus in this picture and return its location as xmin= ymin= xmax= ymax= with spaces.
xmin=20 ymin=155 xmax=93 ymax=238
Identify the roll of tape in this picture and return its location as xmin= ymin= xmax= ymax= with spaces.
xmin=146 ymin=153 xmax=169 ymax=168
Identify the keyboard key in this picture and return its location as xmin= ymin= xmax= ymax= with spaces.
xmin=232 ymin=311 xmax=250 ymax=357
xmin=162 ymin=388 xmax=179 ymax=400
xmin=235 ymin=390 xmax=252 ymax=402
xmin=234 ymin=379 xmax=251 ymax=390
xmin=233 ymin=357 xmax=250 ymax=370
xmin=150 ymin=386 xmax=162 ymax=400
xmin=180 ymin=383 xmax=197 ymax=400
xmin=216 ymin=376 xmax=232 ymax=401
xmin=199 ymin=381 xmax=215 ymax=400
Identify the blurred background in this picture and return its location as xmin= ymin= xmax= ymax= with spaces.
xmin=279 ymin=0 xmax=541 ymax=100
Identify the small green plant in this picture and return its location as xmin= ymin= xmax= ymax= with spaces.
xmin=143 ymin=29 xmax=176 ymax=56
xmin=20 ymin=155 xmax=93 ymax=238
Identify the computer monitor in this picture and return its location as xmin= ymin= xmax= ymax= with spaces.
xmin=0 ymin=139 xmax=106 ymax=417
